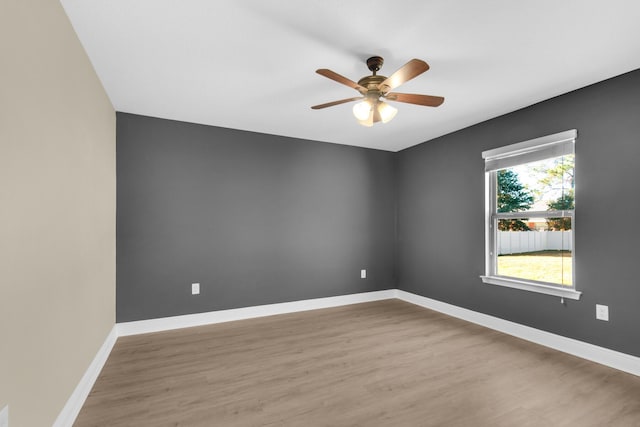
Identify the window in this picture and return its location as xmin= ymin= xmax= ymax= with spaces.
xmin=481 ymin=130 xmax=581 ymax=300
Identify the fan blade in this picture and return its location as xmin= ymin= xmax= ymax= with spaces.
xmin=378 ymin=59 xmax=430 ymax=93
xmin=316 ymin=69 xmax=367 ymax=94
xmin=385 ymin=92 xmax=444 ymax=107
xmin=311 ymin=97 xmax=363 ymax=110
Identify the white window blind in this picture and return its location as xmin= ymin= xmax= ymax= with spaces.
xmin=483 ymin=129 xmax=576 ymax=172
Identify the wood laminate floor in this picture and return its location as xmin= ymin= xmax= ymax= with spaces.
xmin=75 ymin=300 xmax=640 ymax=426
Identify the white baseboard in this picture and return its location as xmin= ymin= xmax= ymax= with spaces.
xmin=117 ymin=288 xmax=639 ymax=377
xmin=59 ymin=287 xmax=640 ymax=426
xmin=396 ymin=290 xmax=640 ymax=377
xmin=53 ymin=325 xmax=118 ymax=427
xmin=117 ymin=289 xmax=397 ymax=336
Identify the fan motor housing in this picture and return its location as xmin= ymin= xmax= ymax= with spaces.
xmin=357 ymin=75 xmax=386 ymax=91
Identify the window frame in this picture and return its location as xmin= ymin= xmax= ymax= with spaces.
xmin=480 ymin=130 xmax=581 ymax=300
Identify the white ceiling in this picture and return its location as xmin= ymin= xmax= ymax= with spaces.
xmin=60 ymin=0 xmax=640 ymax=152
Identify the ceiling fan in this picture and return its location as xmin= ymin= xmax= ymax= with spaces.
xmin=311 ymin=56 xmax=444 ymax=127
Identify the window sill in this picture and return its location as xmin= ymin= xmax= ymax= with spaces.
xmin=480 ymin=275 xmax=582 ymax=300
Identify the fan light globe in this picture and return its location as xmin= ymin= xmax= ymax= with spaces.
xmin=353 ymin=100 xmax=372 ymax=121
xmin=358 ymin=115 xmax=374 ymax=127
xmin=378 ymin=102 xmax=398 ymax=123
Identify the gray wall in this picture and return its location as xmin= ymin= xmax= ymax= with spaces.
xmin=397 ymin=69 xmax=640 ymax=357
xmin=118 ymin=69 xmax=640 ymax=358
xmin=117 ymin=113 xmax=396 ymax=322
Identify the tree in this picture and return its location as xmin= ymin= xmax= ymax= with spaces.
xmin=536 ymin=154 xmax=574 ymax=190
xmin=533 ymin=154 xmax=575 ymax=200
xmin=531 ymin=154 xmax=575 ymax=231
xmin=497 ymin=169 xmax=534 ymax=231
xmin=546 ymin=193 xmax=574 ymax=230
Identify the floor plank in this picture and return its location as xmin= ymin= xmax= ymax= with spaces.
xmin=75 ymin=300 xmax=640 ymax=426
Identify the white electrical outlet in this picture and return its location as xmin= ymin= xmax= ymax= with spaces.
xmin=596 ymin=304 xmax=609 ymax=321
xmin=0 ymin=405 xmax=8 ymax=427
xmin=191 ymin=283 xmax=200 ymax=295
xmin=360 ymin=269 xmax=366 ymax=279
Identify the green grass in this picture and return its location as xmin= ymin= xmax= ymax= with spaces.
xmin=497 ymin=250 xmax=572 ymax=286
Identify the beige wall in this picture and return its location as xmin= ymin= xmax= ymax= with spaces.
xmin=0 ymin=0 xmax=115 ymax=425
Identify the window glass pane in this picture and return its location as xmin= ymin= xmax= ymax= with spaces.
xmin=497 ymin=154 xmax=574 ymax=215
xmin=496 ymin=218 xmax=572 ymax=286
